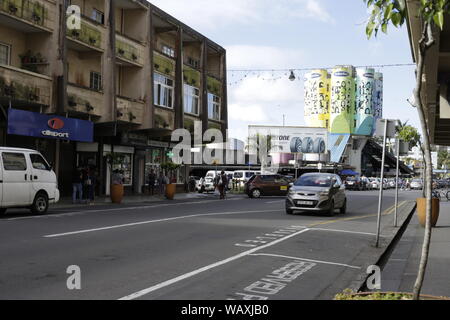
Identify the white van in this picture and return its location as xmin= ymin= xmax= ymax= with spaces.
xmin=0 ymin=147 xmax=60 ymax=214
xmin=233 ymin=170 xmax=261 ymax=183
xmin=199 ymin=170 xmax=233 ymax=193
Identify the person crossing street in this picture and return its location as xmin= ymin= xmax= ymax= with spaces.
xmin=215 ymin=171 xmax=228 ymax=200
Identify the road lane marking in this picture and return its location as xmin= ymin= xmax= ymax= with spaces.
xmin=4 ymin=199 xmax=228 ymax=221
xmin=235 ymin=226 xmax=307 ymax=247
xmin=310 ymin=228 xmax=377 ymax=236
xmin=118 ymin=228 xmax=311 ymax=300
xmin=307 ymin=201 xmax=407 ymax=228
xmin=248 ymin=253 xmax=361 ymax=269
xmin=265 ymin=200 xmax=284 ymax=204
xmin=43 ymin=209 xmax=283 ymax=238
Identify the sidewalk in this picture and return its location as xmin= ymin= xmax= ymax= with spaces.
xmin=53 ymin=191 xmax=222 ymax=209
xmin=381 ymin=200 xmax=450 ymax=297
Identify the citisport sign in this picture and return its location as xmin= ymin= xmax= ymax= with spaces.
xmin=42 ymin=118 xmax=69 ymax=138
xmin=7 ymin=109 xmax=93 ymax=142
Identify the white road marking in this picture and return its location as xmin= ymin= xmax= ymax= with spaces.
xmin=265 ymin=200 xmax=284 ymax=204
xmin=118 ymin=228 xmax=311 ymax=300
xmin=310 ymin=228 xmax=377 ymax=236
xmin=43 ymin=209 xmax=282 ymax=238
xmin=248 ymin=253 xmax=361 ymax=269
xmin=5 ymin=199 xmax=231 ymax=221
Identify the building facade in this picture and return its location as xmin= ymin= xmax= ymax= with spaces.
xmin=0 ymin=0 xmax=227 ymax=196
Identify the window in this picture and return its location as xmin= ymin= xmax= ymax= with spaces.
xmin=30 ymin=154 xmax=51 ymax=171
xmin=0 ymin=43 xmax=10 ymax=65
xmin=183 ymin=84 xmax=199 ymax=115
xmin=112 ymin=153 xmax=133 ymax=185
xmin=208 ymin=93 xmax=221 ymax=120
xmin=162 ymin=45 xmax=175 ymax=58
xmin=2 ymin=153 xmax=27 ymax=171
xmin=187 ymin=57 xmax=199 ymax=69
xmin=154 ymin=73 xmax=174 ymax=108
xmin=91 ymin=9 xmax=104 ymax=24
xmin=90 ymin=71 xmax=102 ymax=91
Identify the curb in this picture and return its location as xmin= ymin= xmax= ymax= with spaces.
xmin=355 ymin=200 xmax=417 ymax=292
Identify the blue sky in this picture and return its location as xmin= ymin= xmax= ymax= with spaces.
xmin=149 ymin=0 xmax=419 ymax=141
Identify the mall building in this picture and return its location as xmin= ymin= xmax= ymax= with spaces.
xmin=0 ymin=0 xmax=227 ymax=196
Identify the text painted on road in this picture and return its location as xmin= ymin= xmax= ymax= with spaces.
xmin=235 ymin=225 xmax=306 ymax=248
xmin=229 ymin=260 xmax=316 ymax=300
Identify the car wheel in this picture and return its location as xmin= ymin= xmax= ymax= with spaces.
xmin=286 ymin=207 xmax=293 ymax=215
xmin=251 ymin=189 xmax=261 ymax=198
xmin=30 ymin=192 xmax=49 ymax=215
xmin=326 ymin=200 xmax=335 ymax=216
xmin=340 ymin=199 xmax=347 ymax=215
xmin=0 ymin=208 xmax=7 ymax=215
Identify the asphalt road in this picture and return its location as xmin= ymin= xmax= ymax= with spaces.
xmin=0 ymin=189 xmax=421 ymax=300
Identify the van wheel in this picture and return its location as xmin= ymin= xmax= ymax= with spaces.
xmin=30 ymin=192 xmax=49 ymax=215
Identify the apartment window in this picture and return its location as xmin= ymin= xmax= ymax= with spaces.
xmin=162 ymin=45 xmax=175 ymax=58
xmin=208 ymin=93 xmax=221 ymax=120
xmin=90 ymin=71 xmax=102 ymax=91
xmin=154 ymin=73 xmax=174 ymax=108
xmin=184 ymin=84 xmax=199 ymax=115
xmin=0 ymin=43 xmax=10 ymax=65
xmin=91 ymin=9 xmax=104 ymax=24
xmin=187 ymin=57 xmax=199 ymax=69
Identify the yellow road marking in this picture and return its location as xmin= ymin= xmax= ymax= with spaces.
xmin=307 ymin=201 xmax=407 ymax=228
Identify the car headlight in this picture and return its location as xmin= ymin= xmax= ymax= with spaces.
xmin=319 ymin=191 xmax=329 ymax=196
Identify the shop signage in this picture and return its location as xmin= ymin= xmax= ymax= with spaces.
xmin=7 ymin=108 xmax=93 ymax=142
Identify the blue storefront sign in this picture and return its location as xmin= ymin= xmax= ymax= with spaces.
xmin=7 ymin=108 xmax=93 ymax=142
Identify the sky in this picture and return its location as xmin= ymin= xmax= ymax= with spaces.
xmin=149 ymin=0 xmax=419 ymax=142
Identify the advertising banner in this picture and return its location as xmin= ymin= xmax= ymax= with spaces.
xmin=372 ymin=72 xmax=383 ymax=135
xmin=248 ymin=125 xmax=328 ymax=154
xmin=329 ymin=66 xmax=355 ymax=134
xmin=7 ymin=108 xmax=94 ymax=142
xmin=304 ymin=69 xmax=329 ymax=128
xmin=354 ymin=68 xmax=375 ymax=136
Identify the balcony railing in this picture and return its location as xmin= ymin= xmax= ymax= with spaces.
xmin=67 ymin=83 xmax=103 ymax=116
xmin=115 ymin=34 xmax=144 ymax=66
xmin=0 ymin=63 xmax=52 ymax=106
xmin=66 ymin=16 xmax=104 ymax=51
xmin=116 ymin=96 xmax=144 ymax=124
xmin=0 ymin=0 xmax=55 ymax=31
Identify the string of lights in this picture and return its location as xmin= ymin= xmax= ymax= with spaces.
xmin=224 ymin=63 xmax=415 ymax=86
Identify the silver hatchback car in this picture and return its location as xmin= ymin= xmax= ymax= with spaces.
xmin=286 ymin=173 xmax=347 ymax=216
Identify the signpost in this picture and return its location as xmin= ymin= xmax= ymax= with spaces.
xmin=375 ymin=119 xmax=397 ymax=247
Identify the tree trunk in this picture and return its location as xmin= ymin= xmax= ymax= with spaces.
xmin=412 ymin=22 xmax=434 ymax=300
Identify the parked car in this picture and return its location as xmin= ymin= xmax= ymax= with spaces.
xmin=344 ymin=176 xmax=367 ymax=191
xmin=285 ymin=173 xmax=347 ymax=216
xmin=0 ymin=147 xmax=60 ymax=215
xmin=410 ymin=179 xmax=423 ymax=190
xmin=245 ymin=174 xmax=291 ymax=198
xmin=388 ymin=179 xmax=396 ymax=189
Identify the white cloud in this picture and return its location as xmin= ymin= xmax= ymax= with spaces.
xmin=148 ymin=0 xmax=334 ymax=32
xmin=226 ymin=45 xmax=306 ymax=70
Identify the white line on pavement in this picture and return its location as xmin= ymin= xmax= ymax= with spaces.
xmin=265 ymin=200 xmax=284 ymax=204
xmin=5 ymin=199 xmax=226 ymax=221
xmin=248 ymin=253 xmax=361 ymax=269
xmin=310 ymin=228 xmax=377 ymax=236
xmin=43 ymin=209 xmax=283 ymax=238
xmin=118 ymin=228 xmax=310 ymax=300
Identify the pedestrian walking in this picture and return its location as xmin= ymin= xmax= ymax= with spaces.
xmin=158 ymin=172 xmax=167 ymax=196
xmin=86 ymin=167 xmax=97 ymax=204
xmin=215 ymin=171 xmax=228 ymax=200
xmin=148 ymin=169 xmax=156 ymax=196
xmin=72 ymin=167 xmax=83 ymax=204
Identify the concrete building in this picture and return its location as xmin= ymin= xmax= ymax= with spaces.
xmin=0 ymin=0 xmax=227 ymax=196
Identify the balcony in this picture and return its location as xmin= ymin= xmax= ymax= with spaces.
xmin=66 ymin=16 xmax=104 ymax=52
xmin=0 ymin=63 xmax=51 ymax=106
xmin=115 ymin=34 xmax=144 ymax=67
xmin=67 ymin=83 xmax=103 ymax=117
xmin=116 ymin=96 xmax=144 ymax=125
xmin=0 ymin=0 xmax=55 ymax=32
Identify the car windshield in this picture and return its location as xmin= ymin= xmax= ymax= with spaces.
xmin=346 ymin=177 xmax=356 ymax=181
xmin=294 ymin=175 xmax=332 ymax=187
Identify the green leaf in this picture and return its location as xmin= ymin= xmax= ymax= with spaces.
xmin=434 ymin=10 xmax=444 ymax=30
xmin=382 ymin=22 xmax=388 ymax=33
xmin=391 ymin=11 xmax=401 ymax=26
